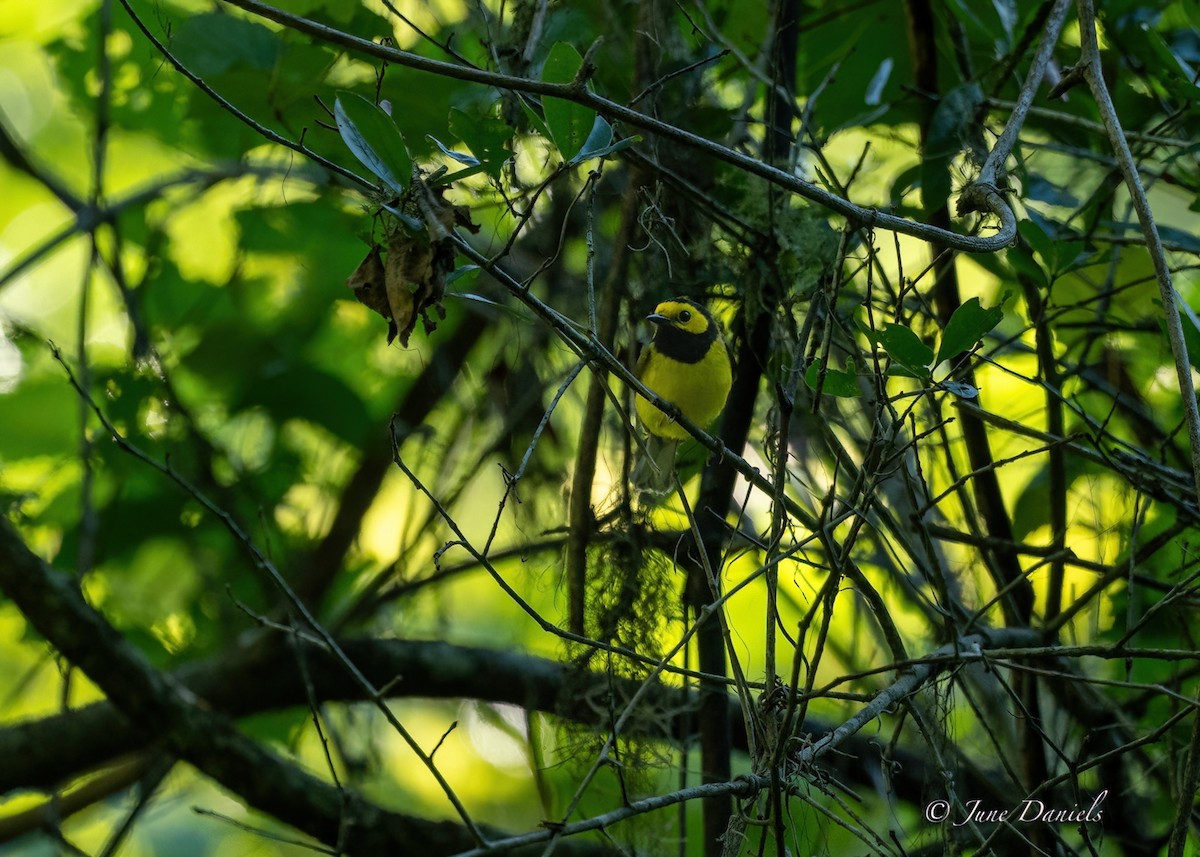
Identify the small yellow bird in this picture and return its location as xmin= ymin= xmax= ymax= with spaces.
xmin=633 ymin=297 xmax=733 ymax=494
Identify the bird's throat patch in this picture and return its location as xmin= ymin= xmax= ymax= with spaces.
xmin=653 ymin=324 xmax=716 ymax=365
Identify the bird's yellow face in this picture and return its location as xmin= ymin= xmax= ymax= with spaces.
xmin=648 ymin=300 xmax=712 ymax=337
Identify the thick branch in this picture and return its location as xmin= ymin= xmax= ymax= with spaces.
xmin=1074 ymin=0 xmax=1200 ymax=502
xmin=974 ymin=0 xmax=1072 ymax=188
xmin=2 ymin=627 xmax=1039 ymax=838
xmin=0 ymin=521 xmax=613 ymax=856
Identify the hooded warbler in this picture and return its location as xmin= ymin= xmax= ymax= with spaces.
xmin=633 ymin=297 xmax=733 ymax=494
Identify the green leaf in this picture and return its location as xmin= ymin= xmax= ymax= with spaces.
xmin=864 ymin=58 xmax=893 ymax=106
xmin=1138 ymin=25 xmax=1200 ymax=101
xmin=427 ymin=135 xmax=479 ymax=166
xmin=939 ymin=379 xmax=979 ymax=398
xmin=270 ymin=0 xmax=359 ymax=21
xmin=1154 ymin=297 xmax=1200 ymax=373
xmin=570 ymin=117 xmax=640 ymax=164
xmin=1006 ymin=243 xmax=1047 ymax=287
xmin=334 ymin=92 xmax=413 ymax=194
xmin=888 ymin=364 xmax=930 ymax=380
xmin=1024 ymin=175 xmax=1080 ymax=209
xmin=803 ymin=359 xmax=861 ymax=398
xmin=237 ymin=365 xmax=371 ymax=446
xmin=877 ymin=323 xmax=934 ymax=373
xmin=173 ymin=14 xmax=279 ymax=76
xmin=1018 ymin=218 xmax=1055 ymax=264
xmin=944 ymin=0 xmax=991 ymax=43
xmin=540 ymin=42 xmax=596 ymax=160
xmin=1051 ymin=241 xmax=1089 ymax=275
xmin=580 ymin=135 xmax=641 ymax=161
xmin=446 ymin=264 xmax=480 ymax=285
xmin=448 ymin=107 xmax=513 ymax=179
xmin=935 ymin=294 xmax=1007 ymax=365
xmin=887 ymin=164 xmax=922 ymax=208
xmin=921 ymin=82 xmax=983 ymax=211
xmin=0 ymin=377 xmax=78 ymax=457
xmin=1158 ymin=224 xmax=1200 ymax=253
xmin=1023 ymin=211 xmax=1093 ymax=282
xmin=991 ymin=0 xmax=1018 ymax=40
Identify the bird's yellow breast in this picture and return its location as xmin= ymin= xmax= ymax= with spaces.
xmin=636 ymin=338 xmax=732 ymax=440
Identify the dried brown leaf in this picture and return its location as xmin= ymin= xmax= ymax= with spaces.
xmin=346 ymin=245 xmax=400 ymax=343
xmin=384 ymin=235 xmax=433 ymax=346
xmin=344 ymin=182 xmax=479 ymax=346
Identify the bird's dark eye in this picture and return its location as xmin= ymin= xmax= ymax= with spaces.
xmin=679 ymin=310 xmax=692 ymax=322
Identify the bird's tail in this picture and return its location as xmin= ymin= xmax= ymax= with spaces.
xmin=631 ymin=434 xmax=680 ymax=498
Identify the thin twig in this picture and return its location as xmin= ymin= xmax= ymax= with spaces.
xmin=219 ymin=0 xmax=1019 ymax=253
xmin=49 ymin=345 xmax=488 ymax=846
xmin=1074 ymin=0 xmax=1200 ymax=502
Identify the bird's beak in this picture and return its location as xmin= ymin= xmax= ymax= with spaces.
xmin=646 ymin=313 xmax=669 ymax=325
